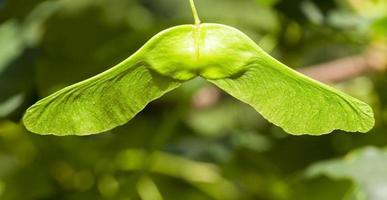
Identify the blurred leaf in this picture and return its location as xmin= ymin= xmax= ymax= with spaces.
xmin=327 ymin=10 xmax=366 ymax=29
xmin=371 ymin=17 xmax=387 ymax=42
xmin=301 ymin=1 xmax=324 ymax=25
xmin=137 ymin=176 xmax=163 ymax=200
xmin=0 ymin=20 xmax=24 ymax=72
xmin=307 ymin=146 xmax=387 ymax=200
xmin=22 ymin=1 xmax=61 ymax=46
xmin=98 ymin=174 xmax=119 ymax=198
xmin=117 ymin=149 xmax=240 ymax=200
xmin=0 ymin=93 xmax=24 ymax=117
xmin=232 ymin=131 xmax=272 ymax=152
xmin=345 ymin=0 xmax=387 ymax=19
xmin=289 ymin=176 xmax=354 ymax=200
xmin=187 ymin=100 xmax=264 ymax=136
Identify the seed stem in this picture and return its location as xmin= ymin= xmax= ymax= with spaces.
xmin=189 ymin=0 xmax=201 ymax=25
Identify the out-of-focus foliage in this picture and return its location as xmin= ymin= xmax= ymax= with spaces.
xmin=0 ymin=0 xmax=386 ymax=199
xmin=308 ymin=147 xmax=387 ymax=200
xmin=0 ymin=21 xmax=23 ymax=71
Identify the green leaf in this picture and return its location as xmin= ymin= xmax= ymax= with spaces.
xmin=137 ymin=176 xmax=164 ymax=200
xmin=209 ymin=46 xmax=374 ymax=135
xmin=307 ymin=147 xmax=387 ymax=200
xmin=117 ymin=149 xmax=240 ymax=199
xmin=23 ymin=23 xmax=374 ymax=136
xmin=23 ymin=56 xmax=181 ymax=136
xmin=371 ymin=16 xmax=387 ymax=41
xmin=0 ymin=20 xmax=24 ymax=73
xmin=0 ymin=93 xmax=24 ymax=117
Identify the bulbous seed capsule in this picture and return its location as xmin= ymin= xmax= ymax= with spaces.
xmin=143 ymin=23 xmax=257 ymax=81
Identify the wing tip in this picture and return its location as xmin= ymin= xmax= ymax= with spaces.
xmin=273 ymin=103 xmax=375 ymax=136
xmin=281 ymin=118 xmax=375 ymax=136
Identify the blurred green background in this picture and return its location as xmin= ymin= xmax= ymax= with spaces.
xmin=0 ymin=0 xmax=387 ymax=199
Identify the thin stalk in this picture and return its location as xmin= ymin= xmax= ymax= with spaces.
xmin=189 ymin=0 xmax=201 ymax=25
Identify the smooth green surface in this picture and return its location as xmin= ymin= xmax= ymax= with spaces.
xmin=23 ymin=23 xmax=374 ymax=136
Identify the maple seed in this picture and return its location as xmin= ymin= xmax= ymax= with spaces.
xmin=22 ymin=1 xmax=374 ymax=136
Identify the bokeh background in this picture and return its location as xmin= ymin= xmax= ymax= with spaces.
xmin=1 ymin=0 xmax=387 ymax=199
